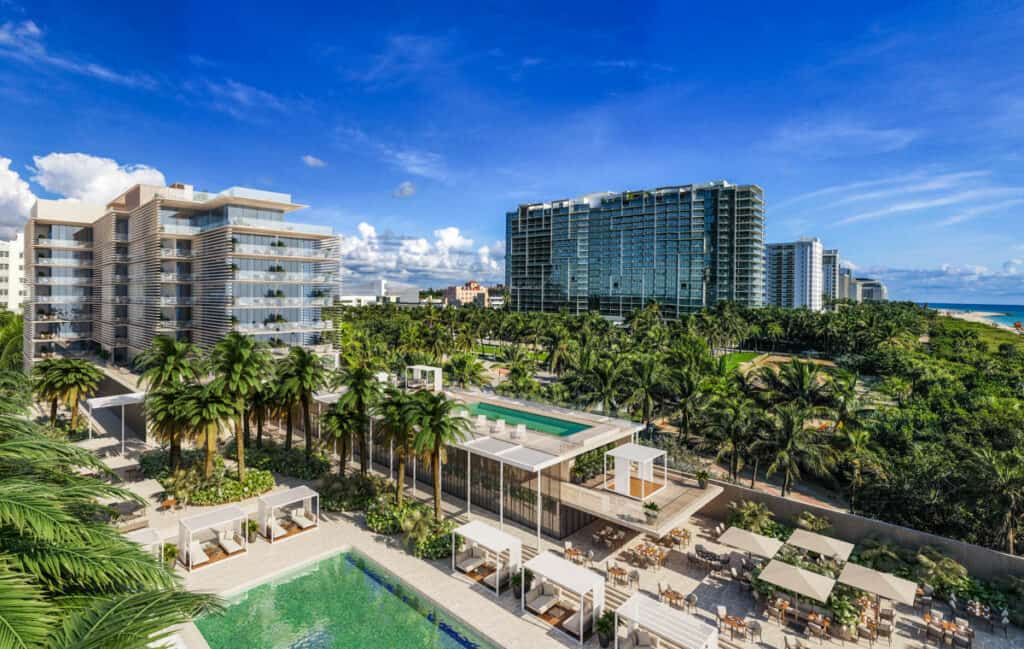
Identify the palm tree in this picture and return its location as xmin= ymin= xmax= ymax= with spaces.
xmin=701 ymin=397 xmax=760 ymax=482
xmin=31 ymin=357 xmax=64 ymax=426
xmin=54 ymin=358 xmax=103 ymax=430
xmin=758 ymin=360 xmax=830 ymax=409
xmin=624 ymin=353 xmax=668 ymax=430
xmin=321 ymin=402 xmax=357 ymax=475
xmin=180 ymin=382 xmax=238 ymax=479
xmin=411 ymin=390 xmax=471 ymax=521
xmin=337 ymin=359 xmax=383 ymax=475
xmin=844 ymin=427 xmax=882 ymax=514
xmin=274 ymin=372 xmax=300 ymax=451
xmin=279 ymin=346 xmax=328 ymax=462
xmin=761 ymin=404 xmax=836 ymax=497
xmin=377 ymin=388 xmax=417 ymax=504
xmin=144 ymin=383 xmax=192 ymax=473
xmin=209 ymin=332 xmax=271 ymax=481
xmin=250 ymin=381 xmax=277 ymax=449
xmin=136 ymin=335 xmax=203 ymax=391
xmin=972 ymin=447 xmax=1024 ymax=554
xmin=444 ymin=353 xmax=486 ymax=389
xmin=0 ymin=311 xmax=22 ymax=371
xmin=579 ymin=355 xmax=627 ymax=415
xmin=0 ymin=402 xmax=219 ymax=647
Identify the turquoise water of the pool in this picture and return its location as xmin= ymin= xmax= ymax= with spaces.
xmin=196 ymin=551 xmax=497 ymax=649
xmin=463 ymin=402 xmax=590 ymax=437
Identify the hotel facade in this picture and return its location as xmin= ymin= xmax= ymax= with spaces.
xmin=765 ymin=238 xmax=824 ymax=311
xmin=505 ymin=181 xmax=765 ymax=319
xmin=24 ymin=183 xmax=339 ymax=367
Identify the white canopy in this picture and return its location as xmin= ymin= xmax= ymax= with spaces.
xmin=452 ymin=520 xmax=523 ymax=596
xmin=257 ymin=486 xmax=319 ymax=542
xmin=177 ymin=505 xmax=248 ymax=571
xmin=86 ymin=392 xmax=146 ymax=409
xmin=615 ymin=593 xmax=719 ymax=649
xmin=606 ymin=443 xmax=666 ymax=464
xmin=757 ymin=559 xmax=836 ymax=603
xmin=259 ymin=485 xmax=318 ymax=509
xmin=838 ymin=562 xmax=917 ymax=606
xmin=179 ymin=505 xmax=247 ymax=532
xmin=787 ymin=529 xmax=855 ymax=562
xmin=604 ymin=443 xmax=667 ymax=502
xmin=123 ymin=527 xmax=162 ymax=557
xmin=718 ymin=527 xmax=783 ymax=558
xmin=523 ymin=551 xmax=605 ymax=646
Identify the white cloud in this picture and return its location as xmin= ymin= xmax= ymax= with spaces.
xmin=192 ymin=78 xmax=292 ymax=121
xmin=0 ymin=156 xmax=35 ymax=236
xmin=937 ymin=198 xmax=1024 ymax=226
xmin=774 ymin=171 xmax=926 ymax=208
xmin=301 ymin=154 xmax=326 ymax=168
xmin=863 ymin=261 xmax=1024 ymax=301
xmin=0 ymin=19 xmax=155 ymax=88
xmin=770 ymin=118 xmax=919 ymax=158
xmin=336 ymin=125 xmax=449 ymax=181
xmin=351 ymin=34 xmax=447 ymax=88
xmin=392 ymin=180 xmax=416 ymax=198
xmin=838 ymin=187 xmax=1024 ymax=224
xmin=433 ymin=226 xmax=473 ymax=250
xmin=31 ymin=153 xmax=165 ymax=205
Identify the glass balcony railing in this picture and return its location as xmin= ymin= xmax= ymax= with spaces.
xmin=160 ymin=272 xmax=193 ymax=282
xmin=34 ymin=295 xmax=91 ymax=304
xmin=233 ymin=271 xmax=329 ymax=282
xmin=35 ymin=257 xmax=92 ymax=267
xmin=159 ymin=296 xmax=193 ymax=305
xmin=35 ymin=331 xmax=91 ymax=341
xmin=233 ymin=243 xmax=331 ymax=258
xmin=156 ymin=320 xmax=193 ymax=330
xmin=231 ymin=296 xmax=329 ymax=307
xmin=160 ymin=249 xmax=193 ymax=258
xmin=235 ymin=320 xmax=332 ymax=334
xmin=160 ymin=224 xmax=201 ymax=236
xmin=34 ymin=276 xmax=92 ymax=285
xmin=35 ymin=238 xmax=92 ymax=248
xmin=227 ymin=214 xmax=331 ymax=235
xmin=34 ymin=312 xmax=90 ymax=322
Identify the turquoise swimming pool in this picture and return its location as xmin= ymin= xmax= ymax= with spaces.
xmin=196 ymin=551 xmax=496 ymax=648
xmin=464 ymin=402 xmax=590 ymax=437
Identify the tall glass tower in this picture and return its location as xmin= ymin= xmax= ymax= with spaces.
xmin=505 ymin=181 xmax=765 ymax=318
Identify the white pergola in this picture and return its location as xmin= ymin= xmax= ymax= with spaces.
xmin=603 ymin=443 xmax=667 ymax=501
xmin=522 ymin=551 xmax=605 ymax=647
xmin=123 ymin=527 xmax=163 ymax=560
xmin=718 ymin=526 xmax=783 ymax=558
xmin=615 ymin=592 xmax=719 ymax=649
xmin=405 ymin=365 xmax=442 ymax=392
xmin=257 ymin=486 xmax=319 ymax=543
xmin=84 ymin=391 xmax=146 ymax=455
xmin=451 ymin=520 xmax=522 ymax=597
xmin=787 ymin=529 xmax=855 ymax=563
xmin=177 ymin=505 xmax=248 ymax=571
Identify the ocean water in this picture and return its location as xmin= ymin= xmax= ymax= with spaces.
xmin=923 ymin=302 xmax=1024 ymax=328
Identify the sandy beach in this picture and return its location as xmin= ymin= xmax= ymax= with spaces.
xmin=936 ymin=308 xmax=1021 ymax=333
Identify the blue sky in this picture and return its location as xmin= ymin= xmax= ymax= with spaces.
xmin=1 ymin=1 xmax=1023 ymax=302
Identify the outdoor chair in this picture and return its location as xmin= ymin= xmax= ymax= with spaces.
xmin=716 ymin=605 xmax=727 ymax=630
xmin=858 ymin=623 xmax=877 ymax=647
xmin=685 ymin=593 xmax=698 ymax=614
xmin=880 ymin=607 xmax=895 ymax=623
xmin=924 ymin=623 xmax=943 ymax=646
xmin=877 ymin=621 xmax=893 ymax=646
xmin=953 ymin=617 xmax=969 ymax=630
xmin=628 ymin=569 xmax=640 ymax=590
xmin=806 ymin=622 xmax=826 ymax=644
xmin=930 ymin=609 xmax=944 ymax=622
xmin=952 ymin=633 xmax=971 ymax=649
xmin=586 ymin=549 xmax=594 ymax=567
xmin=291 ymin=512 xmax=315 ymax=529
xmin=217 ymin=529 xmax=242 ymax=555
xmin=525 ymin=582 xmax=558 ymax=615
xmin=767 ymin=605 xmax=782 ymax=625
xmin=746 ymin=620 xmax=763 ymax=643
xmin=997 ymin=615 xmax=1010 ymax=638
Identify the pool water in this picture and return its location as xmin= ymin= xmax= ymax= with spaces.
xmin=465 ymin=402 xmax=590 ymax=437
xmin=196 ymin=551 xmax=496 ymax=649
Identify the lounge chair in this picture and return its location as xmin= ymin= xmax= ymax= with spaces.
xmin=563 ymin=605 xmax=593 ymax=637
xmin=483 ymin=566 xmax=508 ymax=589
xmin=526 ymin=582 xmax=558 ymax=615
xmin=269 ymin=519 xmax=288 ymax=540
xmin=456 ymin=547 xmax=486 ymax=574
xmin=188 ymin=541 xmax=209 ymax=567
xmin=622 ymin=629 xmax=656 ymax=648
xmin=291 ymin=512 xmax=316 ymax=529
xmin=218 ymin=530 xmax=242 ymax=555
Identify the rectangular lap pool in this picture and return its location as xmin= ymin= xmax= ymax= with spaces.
xmin=196 ymin=551 xmax=496 ymax=649
xmin=464 ymin=402 xmax=590 ymax=437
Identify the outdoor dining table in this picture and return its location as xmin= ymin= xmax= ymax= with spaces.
xmin=923 ymin=614 xmax=960 ymax=633
xmin=662 ymin=587 xmax=685 ymax=608
xmin=724 ymin=615 xmax=747 ymax=640
xmin=565 ymin=547 xmax=583 ymax=563
xmin=608 ymin=564 xmax=628 ymax=583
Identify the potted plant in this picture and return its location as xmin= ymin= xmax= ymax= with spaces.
xmin=511 ymin=569 xmax=533 ymax=599
xmin=162 ymin=543 xmax=178 ymax=568
xmin=246 ymin=519 xmax=259 ymax=543
xmin=696 ymin=469 xmax=710 ymax=489
xmin=643 ymin=500 xmax=660 ymax=523
xmin=570 ymin=464 xmax=585 ymax=485
xmin=596 ymin=610 xmax=616 ymax=648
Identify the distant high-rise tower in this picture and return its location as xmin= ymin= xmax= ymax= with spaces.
xmin=0 ymin=232 xmax=25 ymax=312
xmin=822 ymin=249 xmax=840 ymax=305
xmin=505 ymin=181 xmax=765 ymax=318
xmin=765 ymin=238 xmax=824 ymax=311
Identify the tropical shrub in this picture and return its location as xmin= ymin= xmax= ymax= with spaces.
xmin=142 ymin=448 xmax=274 ymax=505
xmin=226 ymin=442 xmax=331 ymax=480
xmin=365 ymin=498 xmax=407 ymax=535
xmin=570 ymin=443 xmax=615 ymax=482
xmin=726 ymin=500 xmax=792 ymax=540
xmin=188 ymin=469 xmax=274 ymax=505
xmin=321 ymin=473 xmax=393 ymax=512
xmin=797 ymin=510 xmax=832 ymax=533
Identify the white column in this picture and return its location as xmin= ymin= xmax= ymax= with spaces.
xmin=120 ymin=404 xmax=125 ymax=455
xmin=451 ymin=534 xmax=455 ymax=572
xmin=614 ymin=612 xmax=619 ymax=649
xmin=495 ymin=556 xmax=501 ymax=597
xmin=520 ymin=567 xmax=525 ymax=611
xmin=466 ymin=450 xmax=472 ymax=517
xmin=535 ymin=469 xmax=542 ymax=550
xmin=389 ymin=440 xmax=394 ymax=481
xmin=499 ymin=461 xmax=504 ymax=531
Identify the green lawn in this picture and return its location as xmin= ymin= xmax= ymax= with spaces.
xmin=472 ymin=343 xmax=548 ymax=363
xmin=722 ymin=351 xmax=760 ymax=372
xmin=937 ymin=315 xmax=1022 ymax=352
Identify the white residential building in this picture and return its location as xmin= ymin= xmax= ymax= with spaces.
xmin=0 ymin=232 xmax=26 ymax=313
xmin=765 ymin=238 xmax=824 ymax=311
xmin=822 ymin=248 xmax=840 ymax=305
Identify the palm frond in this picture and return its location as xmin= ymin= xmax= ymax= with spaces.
xmin=0 ymin=558 xmax=53 ymax=649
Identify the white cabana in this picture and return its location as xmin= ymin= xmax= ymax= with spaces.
xmin=787 ymin=529 xmax=855 ymax=562
xmin=523 ymin=551 xmax=605 ymax=647
xmin=84 ymin=391 xmax=146 ymax=455
xmin=451 ymin=520 xmax=523 ymax=596
xmin=615 ymin=592 xmax=719 ymax=649
xmin=123 ymin=527 xmax=163 ymax=559
xmin=405 ymin=365 xmax=442 ymax=392
xmin=603 ymin=443 xmax=667 ymax=501
xmin=257 ymin=486 xmax=320 ymax=542
xmin=757 ymin=559 xmax=836 ymax=603
xmin=718 ymin=526 xmax=783 ymax=558
xmin=177 ymin=505 xmax=248 ymax=571
xmin=838 ymin=562 xmax=918 ymax=606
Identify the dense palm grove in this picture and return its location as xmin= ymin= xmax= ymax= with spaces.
xmin=325 ymin=300 xmax=1024 ymax=557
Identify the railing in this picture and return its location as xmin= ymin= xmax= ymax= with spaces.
xmin=236 ymin=320 xmax=332 ymax=333
xmin=34 ymin=276 xmax=92 ymax=285
xmin=160 ymin=272 xmax=193 ymax=282
xmin=156 ymin=320 xmax=193 ymax=329
xmin=160 ymin=224 xmax=201 ymax=236
xmin=159 ymin=296 xmax=193 ymax=305
xmin=35 ymin=258 xmax=92 ymax=267
xmin=34 ymin=312 xmax=90 ymax=321
xmin=233 ymin=271 xmax=328 ymax=282
xmin=36 ymin=331 xmax=91 ymax=341
xmin=231 ymin=296 xmax=329 ymax=307
xmin=160 ymin=249 xmax=193 ymax=258
xmin=34 ymin=295 xmax=90 ymax=303
xmin=111 ymin=274 xmax=129 ymax=283
xmin=111 ymin=254 xmax=129 ymax=262
xmin=111 ymin=296 xmax=131 ymax=304
xmin=36 ymin=238 xmax=91 ymax=248
xmin=233 ymin=243 xmax=330 ymax=258
xmin=227 ymin=214 xmax=332 ymax=235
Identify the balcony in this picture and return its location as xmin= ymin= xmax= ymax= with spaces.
xmin=227 ymin=214 xmax=332 ymax=235
xmin=34 ymin=312 xmax=90 ymax=322
xmin=34 ymin=276 xmax=93 ymax=285
xmin=34 ymin=295 xmax=90 ymax=304
xmin=160 ymin=272 xmax=193 ymax=282
xmin=111 ymin=274 xmax=129 ymax=283
xmin=35 ymin=331 xmax=91 ymax=342
xmin=111 ymin=296 xmax=131 ymax=304
xmin=160 ymin=248 xmax=193 ymax=259
xmin=156 ymin=320 xmax=193 ymax=330
xmin=35 ymin=238 xmax=92 ymax=249
xmin=235 ymin=320 xmax=332 ymax=334
xmin=231 ymin=296 xmax=329 ymax=307
xmin=160 ymin=224 xmax=201 ymax=236
xmin=160 ymin=296 xmax=193 ymax=306
xmin=233 ymin=243 xmax=331 ymax=259
xmin=111 ymin=254 xmax=129 ymax=262
xmin=35 ymin=257 xmax=92 ymax=268
xmin=233 ymin=271 xmax=329 ymax=283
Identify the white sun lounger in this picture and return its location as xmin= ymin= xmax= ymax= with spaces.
xmin=188 ymin=541 xmax=209 ymax=567
xmin=291 ymin=512 xmax=316 ymax=529
xmin=218 ymin=530 xmax=243 ymax=555
xmin=563 ymin=605 xmax=593 ymax=637
xmin=457 ymin=555 xmax=486 ymax=574
xmin=269 ymin=520 xmax=288 ymax=540
xmin=526 ymin=583 xmax=558 ymax=615
xmin=483 ymin=566 xmax=508 ymax=589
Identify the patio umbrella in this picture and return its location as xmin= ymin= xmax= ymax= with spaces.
xmin=838 ymin=562 xmax=917 ymax=606
xmin=718 ymin=527 xmax=783 ymax=558
xmin=786 ymin=529 xmax=855 ymax=562
xmin=757 ymin=559 xmax=836 ymax=603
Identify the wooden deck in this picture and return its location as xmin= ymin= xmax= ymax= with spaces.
xmin=607 ymin=476 xmax=665 ymax=498
xmin=539 ymin=603 xmax=572 ymax=627
xmin=268 ymin=520 xmax=318 ymax=543
xmin=189 ymin=544 xmax=246 ymax=570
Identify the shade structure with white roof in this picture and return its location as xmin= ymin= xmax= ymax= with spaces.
xmin=615 ymin=592 xmax=718 ymax=649
xmin=718 ymin=526 xmax=784 ymax=558
xmin=84 ymin=391 xmax=146 ymax=455
xmin=603 ymin=443 xmax=667 ymax=501
xmin=451 ymin=520 xmax=522 ymax=596
xmin=522 ymin=551 xmax=605 ymax=647
xmin=786 ymin=529 xmax=855 ymax=562
xmin=838 ymin=562 xmax=918 ymax=606
xmin=123 ymin=527 xmax=163 ymax=559
xmin=257 ymin=486 xmax=319 ymax=543
xmin=177 ymin=505 xmax=248 ymax=571
xmin=757 ymin=559 xmax=836 ymax=603
xmin=405 ymin=365 xmax=442 ymax=392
